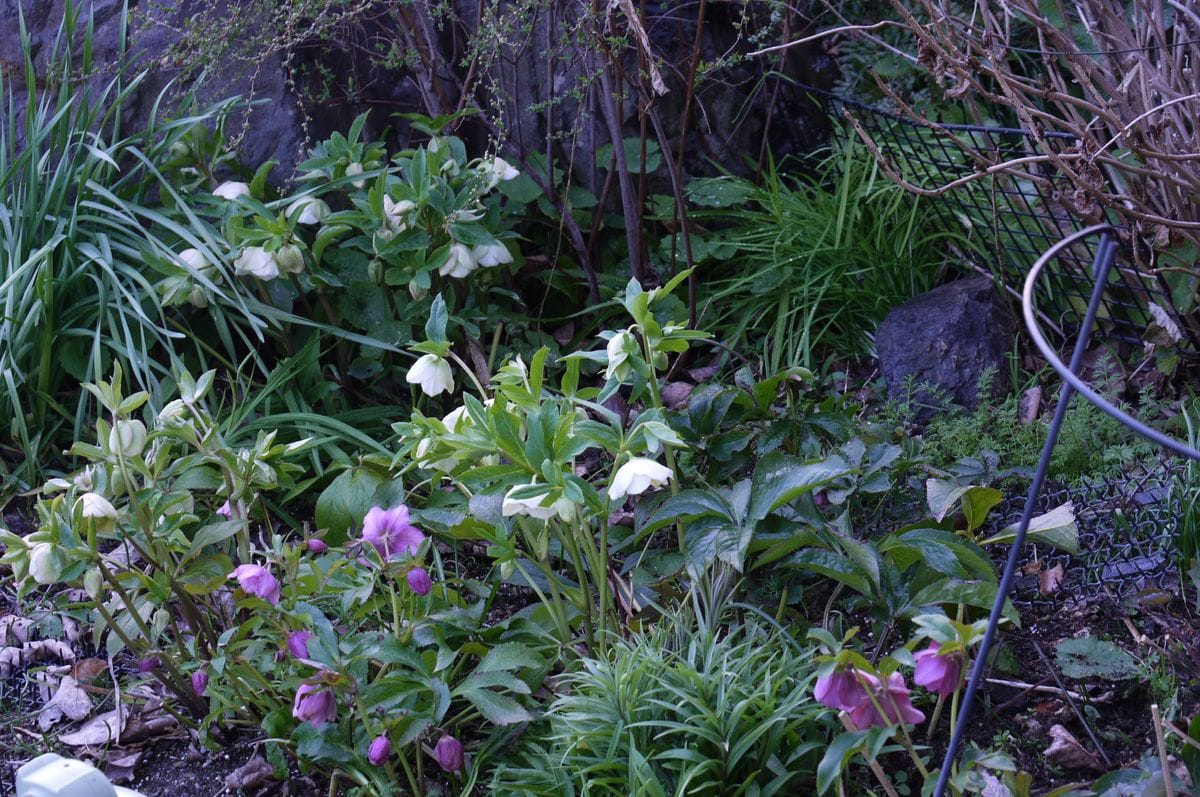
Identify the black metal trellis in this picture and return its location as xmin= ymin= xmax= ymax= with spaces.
xmin=933 ymin=225 xmax=1200 ymax=796
xmin=798 ymin=85 xmax=1200 ymax=357
xmin=792 ymin=86 xmax=1199 ymax=789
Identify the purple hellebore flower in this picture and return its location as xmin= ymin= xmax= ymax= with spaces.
xmin=362 ymin=505 xmax=425 ymax=560
xmin=368 ymin=734 xmax=392 ymax=766
xmin=846 ymin=672 xmax=926 ymax=730
xmin=913 ymin=643 xmax=964 ymax=698
xmin=217 ymin=500 xmax=232 ymax=518
xmin=230 ymin=564 xmax=281 ymax=605
xmin=813 ymin=667 xmax=869 ymax=712
xmin=138 ymin=656 xmax=162 ymax=673
xmin=306 ymin=538 xmax=329 ymax=554
xmin=433 ymin=735 xmax=464 ymax=772
xmin=288 ymin=630 xmax=314 ymax=659
xmin=406 ymin=567 xmax=433 ymax=596
xmin=292 ymin=682 xmax=337 ymax=727
xmin=192 ymin=670 xmax=209 ymax=697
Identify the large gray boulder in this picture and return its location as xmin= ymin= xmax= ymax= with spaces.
xmin=875 ymin=277 xmax=1016 ymax=420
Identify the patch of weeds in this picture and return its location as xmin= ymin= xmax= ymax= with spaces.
xmin=916 ymin=368 xmax=1158 ymax=484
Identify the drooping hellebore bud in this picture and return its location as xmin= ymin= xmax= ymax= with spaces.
xmin=368 ymin=735 xmax=391 ymax=766
xmin=306 ymin=538 xmax=328 ymax=554
xmin=191 ymin=670 xmax=209 ymax=697
xmin=108 ymin=419 xmax=147 ymax=458
xmin=406 ymin=567 xmax=432 ymax=596
xmin=433 ymin=735 xmax=464 ymax=772
xmin=275 ymin=243 xmax=305 ymax=275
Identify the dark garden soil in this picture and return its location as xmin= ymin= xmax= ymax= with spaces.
xmin=909 ymin=593 xmax=1200 ymax=790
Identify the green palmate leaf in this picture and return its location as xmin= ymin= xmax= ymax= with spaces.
xmin=642 ymin=489 xmax=734 ymax=537
xmin=684 ymin=516 xmax=753 ymax=575
xmin=185 ymin=520 xmax=242 ymax=561
xmin=1055 ymin=637 xmax=1138 ymax=680
xmin=817 ymin=731 xmax=867 ymax=795
xmin=293 ymin=722 xmax=353 ymax=764
xmin=789 ymin=549 xmax=871 ymax=596
xmin=909 ymin=580 xmax=1020 ymax=627
xmin=979 ymin=502 xmax=1079 ymax=554
xmin=314 ymin=467 xmax=385 ymax=544
xmin=747 ymin=452 xmax=853 ymax=521
xmin=476 ymin=642 xmax=545 ymax=673
xmin=926 ymin=479 xmax=1001 ymax=528
xmin=458 ymin=686 xmax=532 ymax=725
xmin=425 ymin=294 xmax=448 ymax=344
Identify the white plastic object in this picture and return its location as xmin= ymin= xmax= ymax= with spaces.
xmin=16 ymin=754 xmax=146 ymax=797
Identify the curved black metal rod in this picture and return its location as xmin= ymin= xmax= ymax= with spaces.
xmin=934 ymin=223 xmax=1125 ymax=795
xmin=1023 ymin=227 xmax=1200 ymax=463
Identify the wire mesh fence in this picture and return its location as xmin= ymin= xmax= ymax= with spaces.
xmin=798 ymin=85 xmax=1200 ymax=356
xmin=995 ymin=466 xmax=1180 ymax=607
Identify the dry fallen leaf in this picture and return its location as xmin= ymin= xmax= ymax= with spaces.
xmin=660 ymin=382 xmax=693 ymax=408
xmin=1043 ymin=724 xmax=1102 ymax=771
xmin=1039 ymin=563 xmax=1065 ymax=595
xmin=103 ymin=750 xmax=143 ymax=784
xmin=39 ymin=675 xmax=93 ymax=730
xmin=72 ymin=658 xmax=109 ymax=683
xmin=59 ymin=706 xmax=127 ymax=747
xmin=1019 ymin=386 xmax=1042 ymax=424
xmin=0 ymin=615 xmax=32 ymax=646
xmin=224 ymin=756 xmax=277 ymax=791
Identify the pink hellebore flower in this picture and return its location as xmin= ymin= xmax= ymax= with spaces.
xmin=433 ymin=735 xmax=464 ymax=772
xmin=288 ymin=630 xmax=313 ymax=659
xmin=368 ymin=735 xmax=392 ymax=766
xmin=292 ymin=682 xmax=337 ymax=727
xmin=362 ymin=505 xmax=425 ymax=560
xmin=813 ymin=668 xmax=868 ymax=712
xmin=217 ymin=500 xmax=232 ymax=518
xmin=406 ymin=567 xmax=433 ymax=596
xmin=847 ymin=672 xmax=926 ymax=730
xmin=913 ymin=643 xmax=964 ymax=698
xmin=230 ymin=564 xmax=281 ymax=605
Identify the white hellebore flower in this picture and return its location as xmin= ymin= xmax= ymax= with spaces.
xmin=608 ymin=458 xmax=674 ymax=501
xmin=605 ymin=330 xmax=638 ymax=383
xmin=345 ymin=161 xmax=365 ymax=189
xmin=415 ymin=405 xmax=470 ymax=472
xmin=379 ymin=196 xmax=415 ymax=240
xmin=178 ymin=247 xmax=209 ymax=272
xmin=472 ymin=242 xmax=513 ymax=269
xmin=212 ymin=181 xmax=250 ymax=200
xmin=28 ymin=543 xmax=59 ymax=585
xmin=438 ymin=243 xmax=478 ymax=279
xmin=80 ymin=492 xmax=118 ymax=533
xmin=406 ymin=353 xmax=454 ymax=397
xmin=234 ymin=246 xmax=280 ymax=280
xmin=502 ymin=485 xmax=576 ymax=522
xmin=286 ymin=196 xmax=330 ymax=225
xmin=482 ymin=157 xmax=520 ymax=191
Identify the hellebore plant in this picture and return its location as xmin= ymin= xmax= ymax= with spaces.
xmin=809 ymin=614 xmax=990 ymax=796
xmin=393 ymin=276 xmax=703 ymax=656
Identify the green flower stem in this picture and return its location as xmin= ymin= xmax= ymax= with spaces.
xmin=559 ymin=523 xmax=596 ymax=653
xmin=511 ymin=556 xmax=571 ymax=646
xmin=639 ymin=338 xmax=685 ymax=556
xmin=446 ymin=350 xmax=489 ymax=400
